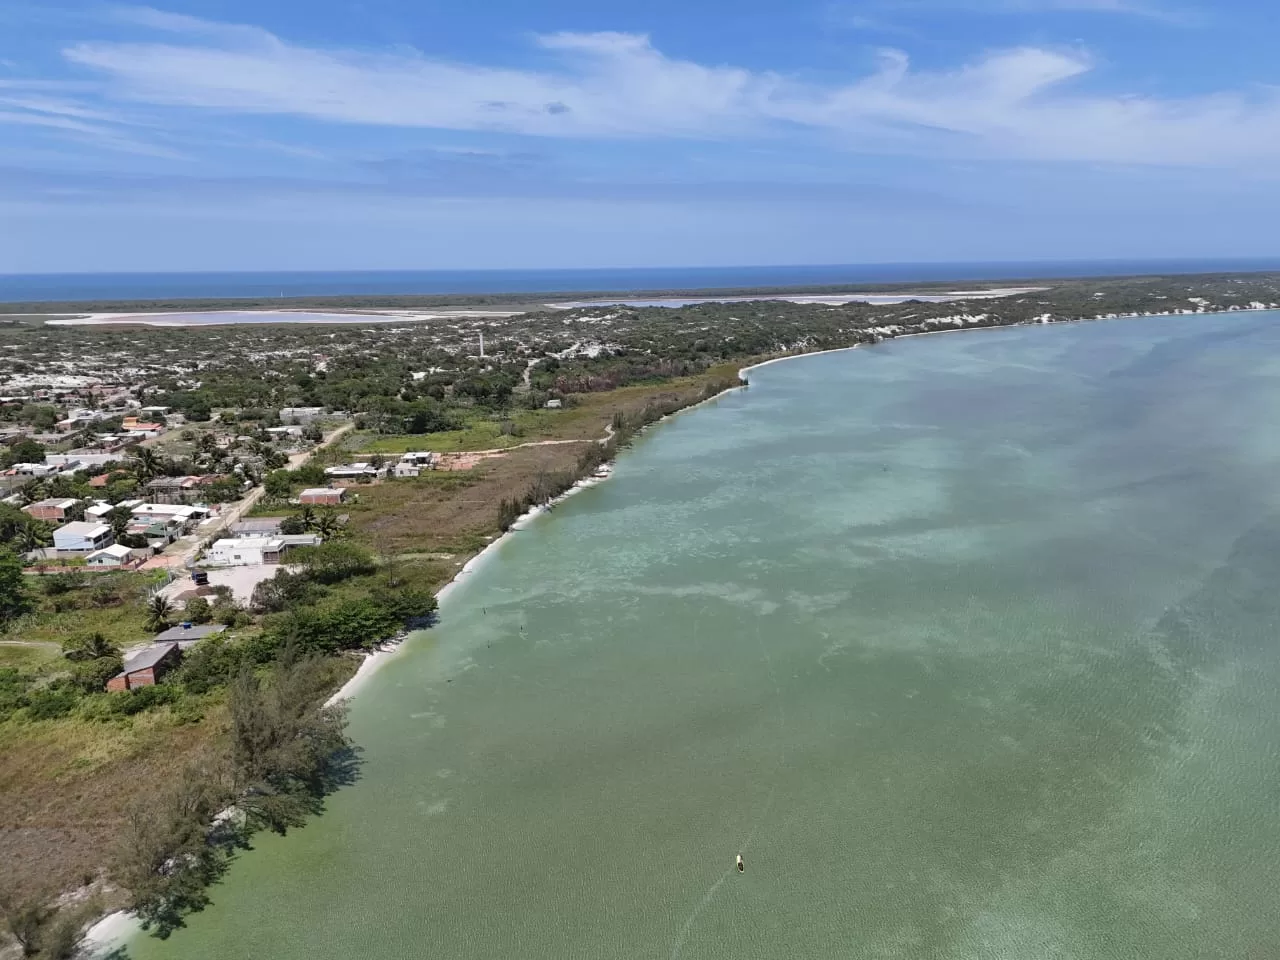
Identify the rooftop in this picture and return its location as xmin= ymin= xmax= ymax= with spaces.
xmin=54 ymin=521 xmax=111 ymax=538
xmin=211 ymin=536 xmax=284 ymax=551
xmin=28 ymin=497 xmax=80 ymax=509
xmin=152 ymin=624 xmax=227 ymax=644
xmin=87 ymin=544 xmax=134 ymax=560
xmin=119 ymin=642 xmax=180 ymax=675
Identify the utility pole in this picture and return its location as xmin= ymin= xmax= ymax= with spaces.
xmin=479 ymin=331 xmax=485 ymax=358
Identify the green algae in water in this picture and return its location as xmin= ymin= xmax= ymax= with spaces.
xmin=132 ymin=311 xmax=1280 ymax=960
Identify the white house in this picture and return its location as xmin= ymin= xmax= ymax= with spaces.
xmin=324 ymin=462 xmax=384 ymax=481
xmin=205 ymin=533 xmax=319 ymax=566
xmin=85 ymin=501 xmax=115 ymax=520
xmin=8 ymin=462 xmax=57 ymax=478
xmin=53 ymin=521 xmax=114 ymax=554
xmin=393 ymin=452 xmax=435 ymax=478
xmin=86 ymin=544 xmax=142 ymax=567
xmin=130 ymin=503 xmax=210 ymax=527
xmin=206 ymin=537 xmax=284 ymax=566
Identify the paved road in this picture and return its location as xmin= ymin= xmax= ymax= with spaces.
xmin=142 ymin=422 xmax=354 ymax=570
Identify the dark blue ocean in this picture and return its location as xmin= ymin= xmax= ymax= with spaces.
xmin=3 ymin=259 xmax=1279 ymax=302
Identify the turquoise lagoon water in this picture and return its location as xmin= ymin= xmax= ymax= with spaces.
xmin=134 ymin=311 xmax=1280 ymax=959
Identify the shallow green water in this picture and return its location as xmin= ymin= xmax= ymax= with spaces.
xmin=134 ymin=312 xmax=1280 ymax=959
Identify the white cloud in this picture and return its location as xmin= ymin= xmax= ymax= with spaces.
xmin=836 ymin=0 xmax=1195 ymax=23
xmin=49 ymin=9 xmax=1280 ymax=167
xmin=0 ymin=84 xmax=182 ymax=157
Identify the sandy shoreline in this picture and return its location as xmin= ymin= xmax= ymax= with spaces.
xmin=72 ymin=302 xmax=1278 ymax=956
xmin=327 ymin=303 xmax=1278 ymax=705
xmin=323 ymin=465 xmax=618 ymax=705
xmin=45 ymin=308 xmax=520 ymax=327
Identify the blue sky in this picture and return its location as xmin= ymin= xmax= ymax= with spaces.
xmin=2 ymin=0 xmax=1279 ymax=272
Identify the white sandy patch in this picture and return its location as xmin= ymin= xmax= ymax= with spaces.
xmin=44 ymin=308 xmax=520 ymax=327
xmin=80 ymin=910 xmax=138 ymax=957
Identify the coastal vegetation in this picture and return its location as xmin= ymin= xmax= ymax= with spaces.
xmin=4 ymin=269 xmax=1280 ymax=952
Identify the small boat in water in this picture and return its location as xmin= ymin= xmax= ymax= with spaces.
xmin=736 ymin=854 xmax=744 ymax=873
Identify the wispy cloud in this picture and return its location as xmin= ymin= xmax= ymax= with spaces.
xmin=53 ymin=10 xmax=1280 ymax=168
xmin=0 ymin=85 xmax=183 ymax=158
xmin=834 ymin=0 xmax=1198 ymax=24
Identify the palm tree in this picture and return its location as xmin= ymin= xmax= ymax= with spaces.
xmin=314 ymin=510 xmax=340 ymax=541
xmin=131 ymin=447 xmax=162 ymax=483
xmin=17 ymin=480 xmax=46 ymax=507
xmin=145 ymin=595 xmax=174 ymax=633
xmin=64 ymin=631 xmax=120 ymax=662
xmin=107 ymin=507 xmax=132 ymax=543
xmin=17 ymin=521 xmax=50 ymax=555
xmin=298 ymin=505 xmax=317 ymax=531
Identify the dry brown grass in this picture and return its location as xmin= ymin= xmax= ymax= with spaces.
xmin=0 ymin=707 xmax=227 ymax=903
xmin=345 ymin=375 xmax=724 ymax=572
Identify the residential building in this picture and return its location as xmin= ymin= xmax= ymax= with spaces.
xmin=299 ymin=487 xmax=347 ymax=506
xmin=279 ymin=406 xmax=325 ymax=424
xmin=52 ymin=521 xmax=114 ymax=554
xmin=131 ymin=503 xmax=210 ymax=526
xmin=106 ymin=643 xmax=182 ymax=692
xmin=84 ymin=501 xmax=115 ymax=520
xmin=6 ymin=463 xmax=57 ymax=478
xmin=401 ymin=451 xmax=438 ymax=467
xmin=46 ymin=452 xmax=120 ymax=469
xmin=86 ymin=544 xmax=143 ymax=567
xmin=145 ymin=476 xmax=202 ymax=505
xmin=126 ymin=517 xmax=181 ymax=548
xmin=121 ymin=416 xmax=165 ymax=435
xmin=324 ymin=462 xmax=384 ymax=481
xmin=153 ymin=623 xmax=226 ymax=649
xmin=266 ymin=425 xmax=304 ymax=439
xmin=394 ymin=452 xmax=437 ymax=478
xmin=205 ymin=534 xmax=317 ymax=566
xmin=23 ymin=497 xmax=81 ymax=523
xmin=230 ymin=517 xmax=284 ymax=537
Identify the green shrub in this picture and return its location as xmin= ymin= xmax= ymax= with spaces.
xmin=25 ymin=686 xmax=80 ymax=720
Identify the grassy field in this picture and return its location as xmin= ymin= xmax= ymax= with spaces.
xmin=2 ymin=570 xmax=166 ymax=651
xmin=0 ymin=642 xmax=61 ymax=670
xmin=0 ymin=703 xmax=228 ymax=903
xmin=346 ymin=374 xmax=737 ymax=458
xmin=342 ymin=372 xmax=740 ymax=566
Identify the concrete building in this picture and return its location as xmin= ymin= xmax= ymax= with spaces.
xmin=324 ymin=462 xmax=384 ymax=481
xmin=86 ymin=544 xmax=143 ymax=567
xmin=45 ymin=452 xmax=121 ymax=469
xmin=279 ymin=406 xmax=325 ymax=424
xmin=230 ymin=517 xmax=284 ymax=537
xmin=393 ymin=451 xmax=438 ymax=478
xmin=153 ymin=623 xmax=227 ymax=649
xmin=23 ymin=497 xmax=81 ymax=523
xmin=106 ymin=643 xmax=182 ymax=692
xmin=145 ymin=476 xmax=201 ymax=504
xmin=204 ymin=534 xmax=318 ymax=566
xmin=299 ymin=487 xmax=346 ymax=506
xmin=52 ymin=521 xmax=114 ymax=554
